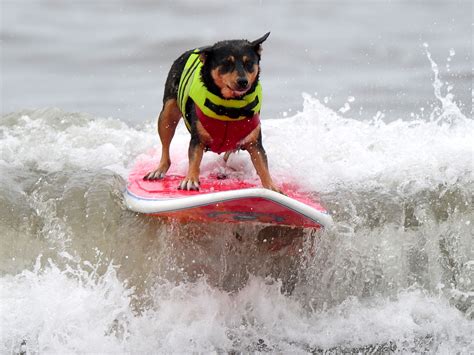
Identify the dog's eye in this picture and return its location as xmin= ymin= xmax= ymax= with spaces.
xmin=221 ymin=59 xmax=234 ymax=72
xmin=244 ymin=60 xmax=255 ymax=72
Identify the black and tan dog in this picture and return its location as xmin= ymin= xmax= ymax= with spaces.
xmin=144 ymin=32 xmax=280 ymax=193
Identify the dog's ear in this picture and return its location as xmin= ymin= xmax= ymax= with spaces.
xmin=197 ymin=46 xmax=213 ymax=64
xmin=250 ymin=32 xmax=270 ymax=56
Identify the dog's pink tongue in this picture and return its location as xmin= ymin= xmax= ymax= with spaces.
xmin=233 ymin=89 xmax=247 ymax=97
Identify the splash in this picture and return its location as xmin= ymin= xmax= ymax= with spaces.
xmin=423 ymin=43 xmax=466 ymax=124
xmin=1 ymin=256 xmax=471 ymax=353
xmin=1 ymin=46 xmax=472 ymax=353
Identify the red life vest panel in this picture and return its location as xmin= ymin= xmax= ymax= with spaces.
xmin=195 ymin=106 xmax=260 ymax=154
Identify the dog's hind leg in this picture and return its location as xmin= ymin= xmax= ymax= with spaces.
xmin=223 ymin=150 xmax=233 ymax=163
xmin=242 ymin=127 xmax=282 ymax=193
xmin=144 ymin=98 xmax=181 ymax=180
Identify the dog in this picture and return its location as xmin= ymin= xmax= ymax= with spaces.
xmin=144 ymin=32 xmax=281 ymax=193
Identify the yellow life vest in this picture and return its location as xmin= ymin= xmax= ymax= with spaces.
xmin=177 ymin=50 xmax=262 ymax=130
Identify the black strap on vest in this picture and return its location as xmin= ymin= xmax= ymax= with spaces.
xmin=204 ymin=96 xmax=259 ymax=119
xmin=178 ymin=55 xmax=201 ymax=112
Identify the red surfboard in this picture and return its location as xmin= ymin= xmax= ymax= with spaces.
xmin=124 ymin=160 xmax=332 ymax=229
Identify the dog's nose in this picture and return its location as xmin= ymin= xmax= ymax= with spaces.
xmin=237 ymin=78 xmax=248 ymax=89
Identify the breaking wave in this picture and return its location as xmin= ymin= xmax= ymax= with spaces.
xmin=1 ymin=50 xmax=472 ymax=353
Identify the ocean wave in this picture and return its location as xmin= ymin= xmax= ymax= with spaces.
xmin=1 ymin=51 xmax=472 ymax=352
xmin=1 ymin=256 xmax=471 ymax=353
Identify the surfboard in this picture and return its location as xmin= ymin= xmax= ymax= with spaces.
xmin=124 ymin=163 xmax=333 ymax=229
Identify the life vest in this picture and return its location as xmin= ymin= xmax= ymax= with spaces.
xmin=177 ymin=50 xmax=262 ymax=154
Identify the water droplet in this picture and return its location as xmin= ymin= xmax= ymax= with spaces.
xmin=338 ymin=103 xmax=351 ymax=113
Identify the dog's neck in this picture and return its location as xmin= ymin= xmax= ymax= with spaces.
xmin=199 ymin=64 xmax=260 ymax=100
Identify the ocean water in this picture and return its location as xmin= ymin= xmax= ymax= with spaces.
xmin=1 ymin=1 xmax=473 ymax=354
xmin=1 ymin=0 xmax=472 ymax=122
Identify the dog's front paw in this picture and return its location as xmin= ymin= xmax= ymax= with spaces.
xmin=143 ymin=160 xmax=171 ymax=180
xmin=144 ymin=169 xmax=166 ymax=180
xmin=178 ymin=177 xmax=200 ymax=191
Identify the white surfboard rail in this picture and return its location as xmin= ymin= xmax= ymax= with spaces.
xmin=124 ymin=187 xmax=333 ymax=229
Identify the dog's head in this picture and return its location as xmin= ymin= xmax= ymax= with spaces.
xmin=199 ymin=32 xmax=270 ymax=99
